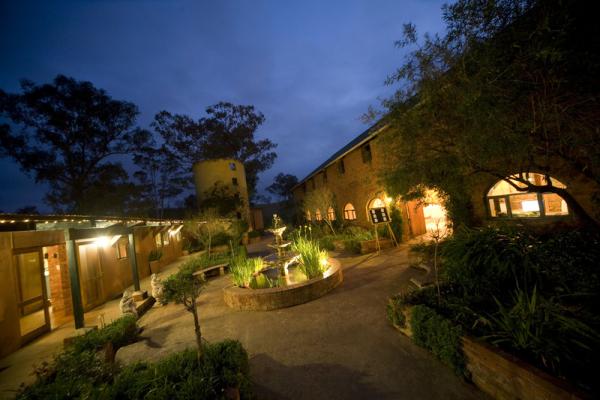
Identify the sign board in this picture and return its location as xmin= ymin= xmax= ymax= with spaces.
xmin=369 ymin=207 xmax=390 ymax=224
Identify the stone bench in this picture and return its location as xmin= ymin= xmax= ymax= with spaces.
xmin=193 ymin=263 xmax=229 ymax=280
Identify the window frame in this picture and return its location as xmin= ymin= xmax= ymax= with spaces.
xmin=361 ymin=143 xmax=372 ymax=164
xmin=343 ymin=203 xmax=357 ymax=220
xmin=337 ymin=158 xmax=345 ymax=175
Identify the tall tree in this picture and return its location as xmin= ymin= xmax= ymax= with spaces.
xmin=132 ymin=143 xmax=189 ymax=219
xmin=378 ymin=0 xmax=600 ymax=225
xmin=0 ymin=75 xmax=149 ymax=213
xmin=155 ymin=102 xmax=277 ymax=201
xmin=267 ymin=173 xmax=299 ymax=201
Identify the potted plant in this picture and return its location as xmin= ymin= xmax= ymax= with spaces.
xmin=148 ymin=249 xmax=163 ymax=274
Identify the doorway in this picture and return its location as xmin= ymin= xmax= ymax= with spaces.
xmin=14 ymin=250 xmax=50 ymax=343
xmin=78 ymin=243 xmax=105 ymax=311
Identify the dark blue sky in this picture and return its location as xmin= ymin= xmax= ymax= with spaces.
xmin=0 ymin=0 xmax=445 ymax=212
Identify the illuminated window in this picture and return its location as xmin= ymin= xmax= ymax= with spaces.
xmin=344 ymin=203 xmax=357 ymax=220
xmin=327 ymin=207 xmax=336 ymax=220
xmin=368 ymin=198 xmax=385 ymax=209
xmin=115 ymin=240 xmax=128 ymax=259
xmin=306 ymin=210 xmax=312 ymax=222
xmin=361 ymin=143 xmax=372 ymax=163
xmin=155 ymin=233 xmax=163 ymax=247
xmin=162 ymin=231 xmax=170 ymax=245
xmin=337 ymin=159 xmax=345 ymax=174
xmin=229 ymin=162 xmax=236 ymax=171
xmin=487 ymin=173 xmax=569 ymax=218
xmin=315 ymin=209 xmax=322 ymax=221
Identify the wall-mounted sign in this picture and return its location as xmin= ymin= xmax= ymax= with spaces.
xmin=369 ymin=207 xmax=390 ymax=224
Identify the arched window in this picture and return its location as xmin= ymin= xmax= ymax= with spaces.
xmin=368 ymin=198 xmax=385 ymax=209
xmin=487 ymin=173 xmax=569 ymax=218
xmin=306 ymin=210 xmax=312 ymax=222
xmin=315 ymin=209 xmax=322 ymax=221
xmin=327 ymin=207 xmax=336 ymax=221
xmin=344 ymin=203 xmax=357 ymax=220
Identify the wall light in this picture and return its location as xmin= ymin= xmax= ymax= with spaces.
xmin=169 ymin=225 xmax=183 ymax=236
xmin=95 ymin=235 xmax=121 ymax=247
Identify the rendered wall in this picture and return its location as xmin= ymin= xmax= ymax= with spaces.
xmin=193 ymin=158 xmax=251 ymax=223
xmin=0 ymin=233 xmax=21 ymax=358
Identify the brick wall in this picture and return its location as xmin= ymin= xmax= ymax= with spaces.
xmin=47 ymin=244 xmax=73 ymax=324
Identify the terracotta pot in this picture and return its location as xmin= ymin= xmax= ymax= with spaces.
xmin=149 ymin=260 xmax=161 ymax=274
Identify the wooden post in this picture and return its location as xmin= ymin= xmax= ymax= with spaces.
xmin=387 ymin=222 xmax=399 ymax=247
xmin=65 ymin=237 xmax=84 ymax=329
xmin=128 ymin=232 xmax=141 ymax=291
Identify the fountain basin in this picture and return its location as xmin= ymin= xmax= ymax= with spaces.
xmin=223 ymin=258 xmax=343 ymax=311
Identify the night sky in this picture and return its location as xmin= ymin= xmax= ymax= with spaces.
xmin=0 ymin=0 xmax=445 ymax=212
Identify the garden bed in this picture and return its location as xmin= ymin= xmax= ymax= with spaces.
xmin=223 ymin=258 xmax=342 ymax=310
xmin=390 ymin=303 xmax=590 ymax=400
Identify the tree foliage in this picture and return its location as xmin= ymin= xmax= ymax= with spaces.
xmin=378 ymin=0 xmax=600 ymax=225
xmin=0 ymin=75 xmax=149 ymax=213
xmin=155 ymin=102 xmax=277 ymax=200
xmin=267 ymin=173 xmax=298 ymax=200
xmin=303 ymin=187 xmax=337 ymax=234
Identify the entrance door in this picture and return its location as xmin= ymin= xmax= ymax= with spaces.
xmin=78 ymin=244 xmax=104 ymax=311
xmin=14 ymin=250 xmax=50 ymax=343
xmin=407 ymin=200 xmax=427 ymax=236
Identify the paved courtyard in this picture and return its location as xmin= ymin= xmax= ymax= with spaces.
xmin=0 ymin=240 xmax=484 ymax=399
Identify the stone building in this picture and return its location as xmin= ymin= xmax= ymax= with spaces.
xmin=0 ymin=214 xmax=183 ymax=358
xmin=292 ymin=121 xmax=585 ymax=238
xmin=291 ymin=123 xmax=447 ymax=239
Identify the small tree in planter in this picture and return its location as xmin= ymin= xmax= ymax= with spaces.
xmin=303 ymin=187 xmax=337 ymax=234
xmin=184 ymin=208 xmax=225 ymax=257
xmin=162 ymin=258 xmax=207 ymax=359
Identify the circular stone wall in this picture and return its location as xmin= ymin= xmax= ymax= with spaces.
xmin=223 ymin=258 xmax=343 ymax=311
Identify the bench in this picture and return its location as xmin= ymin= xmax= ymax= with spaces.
xmin=193 ymin=263 xmax=229 ymax=280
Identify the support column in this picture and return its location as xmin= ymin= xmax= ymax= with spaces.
xmin=128 ymin=232 xmax=140 ymax=291
xmin=65 ymin=238 xmax=84 ymax=329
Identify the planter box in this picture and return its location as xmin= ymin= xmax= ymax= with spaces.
xmin=360 ymin=238 xmax=394 ymax=254
xmin=393 ymin=305 xmax=588 ymax=400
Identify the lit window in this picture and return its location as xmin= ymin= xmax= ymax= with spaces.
xmin=487 ymin=173 xmax=569 ymax=218
xmin=115 ymin=240 xmax=128 ymax=259
xmin=338 ymin=159 xmax=345 ymax=174
xmin=155 ymin=233 xmax=163 ymax=247
xmin=306 ymin=210 xmax=312 ymax=221
xmin=369 ymin=198 xmax=385 ymax=209
xmin=315 ymin=209 xmax=322 ymax=221
xmin=229 ymin=162 xmax=236 ymax=171
xmin=162 ymin=231 xmax=170 ymax=245
xmin=327 ymin=207 xmax=336 ymax=221
xmin=361 ymin=143 xmax=372 ymax=163
xmin=344 ymin=203 xmax=357 ymax=220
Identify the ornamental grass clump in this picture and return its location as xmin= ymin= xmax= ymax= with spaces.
xmin=230 ymin=253 xmax=264 ymax=288
xmin=292 ymin=237 xmax=328 ymax=279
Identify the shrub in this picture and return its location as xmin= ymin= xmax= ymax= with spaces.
xmin=148 ymin=249 xmax=163 ymax=262
xmin=292 ymin=237 xmax=328 ymax=279
xmin=16 ymin=349 xmax=114 ymax=399
xmin=484 ymin=286 xmax=600 ymax=377
xmin=108 ymin=340 xmax=251 ymax=399
xmin=70 ymin=315 xmax=138 ymax=356
xmin=318 ymin=235 xmax=336 ymax=251
xmin=389 ymin=206 xmax=403 ymax=242
xmin=386 ymin=296 xmax=406 ymax=328
xmin=411 ymin=305 xmax=466 ymax=377
xmin=230 ymin=254 xmax=263 ymax=288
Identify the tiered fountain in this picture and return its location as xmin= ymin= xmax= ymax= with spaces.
xmin=223 ymin=214 xmax=343 ymax=310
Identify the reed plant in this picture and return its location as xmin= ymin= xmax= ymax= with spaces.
xmin=230 ymin=253 xmax=264 ymax=288
xmin=292 ymin=237 xmax=328 ymax=279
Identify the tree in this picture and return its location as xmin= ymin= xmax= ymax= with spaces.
xmin=303 ymin=187 xmax=337 ymax=234
xmin=0 ymin=75 xmax=149 ymax=213
xmin=377 ymin=0 xmax=600 ymax=226
xmin=162 ymin=259 xmax=207 ymax=359
xmin=267 ymin=173 xmax=298 ymax=201
xmin=133 ymin=143 xmax=189 ymax=218
xmin=155 ymin=102 xmax=277 ymax=201
xmin=184 ymin=208 xmax=225 ymax=257
xmin=197 ymin=182 xmax=244 ymax=217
